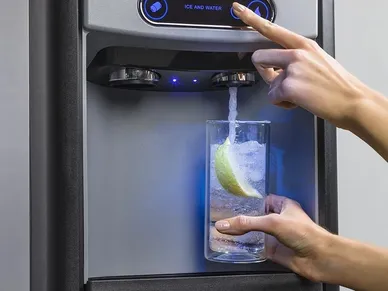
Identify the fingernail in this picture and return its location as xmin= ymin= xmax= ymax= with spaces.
xmin=215 ymin=221 xmax=230 ymax=230
xmin=233 ymin=3 xmax=246 ymax=13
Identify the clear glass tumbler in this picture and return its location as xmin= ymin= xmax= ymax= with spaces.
xmin=204 ymin=120 xmax=270 ymax=263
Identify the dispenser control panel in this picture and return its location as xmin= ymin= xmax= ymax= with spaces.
xmin=138 ymin=0 xmax=276 ymax=28
xmin=84 ymin=0 xmax=318 ymax=49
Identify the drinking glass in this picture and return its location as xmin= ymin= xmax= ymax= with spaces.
xmin=204 ymin=120 xmax=270 ymax=263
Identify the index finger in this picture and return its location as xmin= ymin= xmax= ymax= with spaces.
xmin=232 ymin=2 xmax=308 ymax=49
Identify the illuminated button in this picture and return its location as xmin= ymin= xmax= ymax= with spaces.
xmin=247 ymin=0 xmax=271 ymax=20
xmin=144 ymin=0 xmax=168 ymax=21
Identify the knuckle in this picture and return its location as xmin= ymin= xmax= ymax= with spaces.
xmin=304 ymin=39 xmax=320 ymax=51
xmin=266 ymin=213 xmax=280 ymax=229
xmin=285 ymin=198 xmax=302 ymax=210
xmin=292 ymin=49 xmax=308 ymax=61
xmin=280 ymin=78 xmax=294 ymax=96
xmin=244 ymin=11 xmax=255 ymax=24
xmin=292 ymin=200 xmax=302 ymax=208
xmin=261 ymin=19 xmax=274 ymax=32
xmin=235 ymin=215 xmax=251 ymax=229
xmin=286 ymin=64 xmax=299 ymax=77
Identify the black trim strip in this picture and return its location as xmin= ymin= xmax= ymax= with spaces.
xmin=87 ymin=274 xmax=322 ymax=291
xmin=30 ymin=0 xmax=84 ymax=290
xmin=317 ymin=1 xmax=339 ymax=291
xmin=317 ymin=0 xmax=338 ymax=239
xmin=30 ymin=0 xmax=55 ymax=288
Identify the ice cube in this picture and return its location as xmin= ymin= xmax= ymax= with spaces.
xmin=249 ymin=170 xmax=263 ymax=182
xmin=234 ymin=140 xmax=261 ymax=154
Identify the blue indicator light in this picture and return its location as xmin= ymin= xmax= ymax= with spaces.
xmin=172 ymin=78 xmax=177 ymax=83
xmin=144 ymin=0 xmax=168 ymax=21
xmin=150 ymin=1 xmax=162 ymax=13
xmin=193 ymin=79 xmax=198 ymax=83
xmin=247 ymin=0 xmax=270 ymax=19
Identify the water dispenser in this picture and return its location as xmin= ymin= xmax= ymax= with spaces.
xmin=29 ymin=0 xmax=339 ymax=291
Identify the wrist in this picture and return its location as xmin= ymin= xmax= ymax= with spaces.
xmin=310 ymin=231 xmax=339 ymax=283
xmin=346 ymin=88 xmax=388 ymax=161
xmin=339 ymin=82 xmax=374 ymax=131
xmin=312 ymin=232 xmax=341 ymax=283
xmin=347 ymin=88 xmax=381 ymax=131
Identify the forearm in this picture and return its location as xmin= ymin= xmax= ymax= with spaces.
xmin=350 ymin=89 xmax=388 ymax=161
xmin=319 ymin=234 xmax=388 ymax=291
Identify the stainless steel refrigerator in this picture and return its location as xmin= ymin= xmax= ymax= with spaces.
xmin=30 ymin=0 xmax=338 ymax=290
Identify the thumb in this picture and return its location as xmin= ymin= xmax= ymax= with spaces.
xmin=215 ymin=214 xmax=282 ymax=236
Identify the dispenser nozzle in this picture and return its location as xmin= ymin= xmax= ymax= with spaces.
xmin=109 ymin=67 xmax=160 ymax=88
xmin=211 ymin=72 xmax=256 ymax=88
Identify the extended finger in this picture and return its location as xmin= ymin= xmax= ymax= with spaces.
xmin=232 ymin=2 xmax=308 ymax=49
xmin=251 ymin=49 xmax=297 ymax=69
xmin=215 ymin=214 xmax=281 ymax=236
xmin=252 ymin=49 xmax=297 ymax=69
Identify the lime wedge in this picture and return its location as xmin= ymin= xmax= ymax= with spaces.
xmin=215 ymin=138 xmax=263 ymax=199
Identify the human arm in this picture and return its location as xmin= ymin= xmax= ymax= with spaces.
xmin=215 ymin=194 xmax=388 ymax=291
xmin=347 ymin=88 xmax=388 ymax=161
xmin=232 ymin=2 xmax=388 ymax=161
xmin=321 ymin=234 xmax=388 ymax=291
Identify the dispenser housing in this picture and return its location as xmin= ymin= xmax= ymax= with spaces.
xmin=29 ymin=1 xmax=339 ymax=291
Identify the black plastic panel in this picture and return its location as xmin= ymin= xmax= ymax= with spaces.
xmin=88 ymin=47 xmax=257 ymax=71
xmin=138 ymin=0 xmax=275 ymax=28
xmin=317 ymin=1 xmax=338 ymax=291
xmin=87 ymin=47 xmax=259 ymax=91
xmin=87 ymin=274 xmax=322 ymax=291
xmin=30 ymin=0 xmax=83 ymax=289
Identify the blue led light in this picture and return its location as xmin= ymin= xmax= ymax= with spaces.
xmin=150 ymin=1 xmax=162 ymax=12
xmin=193 ymin=79 xmax=198 ymax=83
xmin=144 ymin=0 xmax=168 ymax=21
xmin=247 ymin=0 xmax=270 ymax=19
xmin=172 ymin=78 xmax=177 ymax=83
